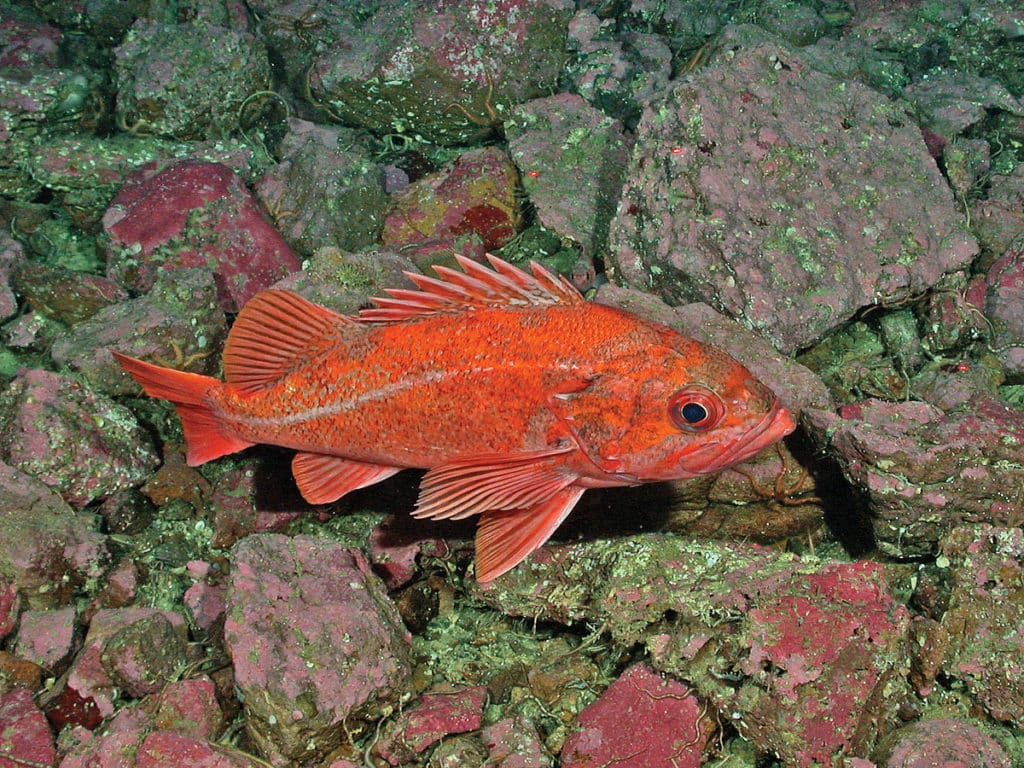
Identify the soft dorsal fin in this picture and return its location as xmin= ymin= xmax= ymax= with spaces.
xmin=223 ymin=289 xmax=351 ymax=393
xmin=358 ymin=254 xmax=583 ymax=323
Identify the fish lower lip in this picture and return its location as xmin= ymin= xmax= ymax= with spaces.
xmin=690 ymin=402 xmax=796 ymax=473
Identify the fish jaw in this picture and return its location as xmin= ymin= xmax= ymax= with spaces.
xmin=674 ymin=401 xmax=796 ymax=476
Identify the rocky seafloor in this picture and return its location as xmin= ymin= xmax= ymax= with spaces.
xmin=1 ymin=0 xmax=1023 ymax=766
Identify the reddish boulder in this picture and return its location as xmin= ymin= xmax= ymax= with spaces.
xmin=103 ymin=160 xmax=300 ymax=311
xmin=561 ymin=663 xmax=710 ymax=768
xmin=0 ymin=688 xmax=56 ymax=768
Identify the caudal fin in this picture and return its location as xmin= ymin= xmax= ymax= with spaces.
xmin=113 ymin=351 xmax=254 ymax=466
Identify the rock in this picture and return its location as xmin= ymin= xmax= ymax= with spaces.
xmin=0 ymin=580 xmax=18 ymax=642
xmin=368 ymin=514 xmax=451 ymax=589
xmin=0 ymin=67 xmax=104 ymax=200
xmin=100 ymin=613 xmax=190 ymax=698
xmin=506 ymin=93 xmax=632 ymax=255
xmin=0 ymin=688 xmax=57 ymax=768
xmin=148 ymin=677 xmax=224 ymax=741
xmin=255 ymin=119 xmax=389 ymax=258
xmin=13 ymin=262 xmax=128 ymax=326
xmin=971 ymin=164 xmax=1024 ymax=257
xmin=722 ymin=562 xmax=910 ymax=766
xmin=561 ymin=663 xmax=709 ymax=768
xmin=0 ymin=8 xmax=62 ymax=70
xmin=372 ymin=685 xmax=487 ymax=765
xmin=0 ymin=460 xmax=108 ymax=610
xmin=204 ymin=458 xmax=306 ymax=549
xmin=22 ymin=134 xmax=262 ymax=230
xmin=13 ymin=606 xmax=78 ymax=672
xmin=983 ymin=246 xmax=1024 ymax=376
xmin=307 ymin=0 xmax=573 ymax=146
xmin=225 ymin=534 xmax=413 ymax=765
xmin=564 ymin=10 xmax=672 ymax=126
xmin=52 ymin=267 xmax=227 ymax=396
xmin=937 ymin=527 xmax=1024 ymax=728
xmin=883 ymin=718 xmax=1011 ymax=768
xmin=0 ymin=368 xmax=159 ymax=507
xmin=43 ymin=608 xmax=187 ymax=728
xmin=0 ymin=230 xmax=25 ymax=323
xmin=183 ymin=577 xmax=226 ymax=634
xmin=382 ymin=147 xmax=521 ymax=266
xmin=103 ymin=160 xmax=301 ymax=311
xmin=804 ymin=397 xmax=1024 ymax=558
xmin=481 ymin=715 xmax=553 ymax=768
xmin=114 ymin=19 xmax=271 ymax=141
xmin=901 ymin=70 xmax=1024 ymax=137
xmin=474 ymin=541 xmax=909 ymax=765
xmin=608 ymin=30 xmax=977 ymax=353
xmin=135 ymin=731 xmax=261 ymax=768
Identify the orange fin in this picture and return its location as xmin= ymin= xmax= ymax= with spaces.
xmin=292 ymin=452 xmax=402 ymax=505
xmin=113 ymin=352 xmax=253 ymax=466
xmin=474 ymin=486 xmax=586 ymax=582
xmin=358 ymin=253 xmax=583 ymax=323
xmin=223 ymin=290 xmax=352 ymax=393
xmin=412 ymin=448 xmax=576 ymax=521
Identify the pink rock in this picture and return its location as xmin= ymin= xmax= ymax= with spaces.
xmin=58 ymin=706 xmax=152 ymax=767
xmin=0 ymin=461 xmax=108 ymax=611
xmin=0 ymin=368 xmax=159 ymax=507
xmin=103 ymin=160 xmax=300 ymax=311
xmin=0 ymin=580 xmax=18 ymax=641
xmin=0 ymin=230 xmax=25 ymax=322
xmin=984 ymin=246 xmax=1024 ymax=376
xmin=937 ymin=527 xmax=1024 ymax=728
xmin=373 ymin=685 xmax=488 ymax=765
xmin=149 ymin=678 xmax=223 ymax=741
xmin=507 ymin=93 xmax=631 ymax=254
xmin=136 ymin=731 xmax=255 ymax=768
xmin=49 ymin=609 xmax=187 ymax=726
xmin=0 ymin=12 xmax=61 ymax=70
xmin=608 ymin=32 xmax=977 ymax=353
xmin=14 ymin=606 xmax=78 ymax=671
xmin=382 ymin=146 xmax=521 ymax=263
xmin=481 ymin=715 xmax=553 ymax=767
xmin=0 ymin=688 xmax=57 ymax=768
xmin=885 ymin=718 xmax=1010 ymax=768
xmin=562 ymin=663 xmax=708 ymax=768
xmin=805 ymin=396 xmax=1024 ymax=558
xmin=368 ymin=515 xmax=450 ymax=589
xmin=729 ymin=561 xmax=910 ymax=767
xmin=225 ymin=534 xmax=413 ymax=765
xmin=184 ymin=579 xmax=227 ymax=633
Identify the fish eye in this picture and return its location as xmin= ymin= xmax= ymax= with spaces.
xmin=668 ymin=386 xmax=725 ymax=431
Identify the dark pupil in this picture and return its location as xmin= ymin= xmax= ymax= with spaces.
xmin=680 ymin=402 xmax=708 ymax=424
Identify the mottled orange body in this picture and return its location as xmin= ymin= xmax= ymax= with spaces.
xmin=115 ymin=255 xmax=794 ymax=580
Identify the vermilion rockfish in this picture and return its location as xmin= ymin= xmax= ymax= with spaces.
xmin=115 ymin=255 xmax=795 ymax=581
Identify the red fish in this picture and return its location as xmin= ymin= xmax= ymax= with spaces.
xmin=114 ymin=255 xmax=795 ymax=581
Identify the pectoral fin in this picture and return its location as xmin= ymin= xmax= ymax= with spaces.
xmin=412 ymin=448 xmax=576 ymax=521
xmin=474 ymin=486 xmax=586 ymax=582
xmin=292 ymin=452 xmax=401 ymax=504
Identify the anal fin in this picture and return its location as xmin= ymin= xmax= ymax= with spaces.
xmin=292 ymin=452 xmax=402 ymax=505
xmin=474 ymin=486 xmax=586 ymax=582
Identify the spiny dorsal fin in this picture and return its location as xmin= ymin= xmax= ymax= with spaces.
xmin=358 ymin=254 xmax=583 ymax=323
xmin=223 ymin=289 xmax=352 ymax=393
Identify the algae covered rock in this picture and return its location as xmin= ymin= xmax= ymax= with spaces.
xmin=608 ymin=30 xmax=976 ymax=353
xmin=307 ymin=0 xmax=573 ymax=145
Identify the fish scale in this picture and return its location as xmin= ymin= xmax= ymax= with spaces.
xmin=115 ymin=254 xmax=795 ymax=581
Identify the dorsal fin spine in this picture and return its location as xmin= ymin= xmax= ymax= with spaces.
xmin=357 ymin=253 xmax=582 ymax=324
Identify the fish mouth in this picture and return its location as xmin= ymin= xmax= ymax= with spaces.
xmin=681 ymin=401 xmax=796 ymax=475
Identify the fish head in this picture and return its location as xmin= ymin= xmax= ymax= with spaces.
xmin=557 ymin=330 xmax=796 ymax=483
